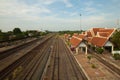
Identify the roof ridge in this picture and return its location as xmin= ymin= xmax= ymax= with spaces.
xmin=73 ymin=36 xmax=82 ymax=40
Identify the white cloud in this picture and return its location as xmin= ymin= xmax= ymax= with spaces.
xmin=37 ymin=0 xmax=73 ymax=8
xmin=69 ymin=12 xmax=78 ymax=16
xmin=0 ymin=0 xmax=51 ymax=17
xmin=0 ymin=0 xmax=117 ymax=31
xmin=82 ymin=1 xmax=98 ymax=14
xmin=38 ymin=0 xmax=57 ymax=5
xmin=63 ymin=0 xmax=73 ymax=8
xmin=83 ymin=7 xmax=97 ymax=14
xmin=84 ymin=1 xmax=94 ymax=7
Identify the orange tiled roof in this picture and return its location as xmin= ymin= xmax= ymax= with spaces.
xmin=87 ymin=31 xmax=92 ymax=37
xmin=93 ymin=28 xmax=104 ymax=35
xmin=70 ymin=37 xmax=82 ymax=47
xmin=64 ymin=34 xmax=70 ymax=39
xmin=90 ymin=37 xmax=108 ymax=47
xmin=99 ymin=29 xmax=114 ymax=37
xmin=70 ymin=28 xmax=115 ymax=47
xmin=73 ymin=33 xmax=78 ymax=37
xmin=82 ymin=32 xmax=86 ymax=34
xmin=98 ymin=32 xmax=110 ymax=37
xmin=86 ymin=37 xmax=92 ymax=42
xmin=78 ymin=34 xmax=85 ymax=39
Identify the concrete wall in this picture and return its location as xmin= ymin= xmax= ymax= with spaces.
xmin=112 ymin=51 xmax=120 ymax=54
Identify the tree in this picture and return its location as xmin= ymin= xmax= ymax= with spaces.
xmin=0 ymin=33 xmax=9 ymax=42
xmin=58 ymin=30 xmax=84 ymax=35
xmin=13 ymin=28 xmax=22 ymax=35
xmin=111 ymin=31 xmax=120 ymax=50
xmin=0 ymin=30 xmax=2 ymax=33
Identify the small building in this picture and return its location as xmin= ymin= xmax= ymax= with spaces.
xmin=70 ymin=34 xmax=88 ymax=55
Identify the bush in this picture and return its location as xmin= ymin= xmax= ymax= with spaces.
xmin=91 ymin=64 xmax=96 ymax=69
xmin=92 ymin=46 xmax=95 ymax=50
xmin=66 ymin=41 xmax=70 ymax=46
xmin=15 ymin=33 xmax=25 ymax=40
xmin=114 ymin=47 xmax=120 ymax=50
xmin=87 ymin=55 xmax=92 ymax=63
xmin=113 ymin=53 xmax=120 ymax=60
xmin=96 ymin=48 xmax=104 ymax=54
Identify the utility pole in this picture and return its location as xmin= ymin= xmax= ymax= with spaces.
xmin=117 ymin=18 xmax=119 ymax=28
xmin=80 ymin=14 xmax=82 ymax=32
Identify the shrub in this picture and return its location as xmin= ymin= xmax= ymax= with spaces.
xmin=66 ymin=41 xmax=70 ymax=46
xmin=96 ymin=48 xmax=104 ymax=54
xmin=87 ymin=55 xmax=92 ymax=63
xmin=92 ymin=47 xmax=95 ymax=50
xmin=91 ymin=64 xmax=96 ymax=69
xmin=113 ymin=53 xmax=120 ymax=60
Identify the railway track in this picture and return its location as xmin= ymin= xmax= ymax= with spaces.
xmin=0 ymin=35 xmax=88 ymax=80
xmin=0 ymin=34 xmax=53 ymax=60
xmin=93 ymin=53 xmax=120 ymax=76
xmin=52 ymin=37 xmax=59 ymax=80
xmin=88 ymin=49 xmax=120 ymax=77
xmin=44 ymin=37 xmax=88 ymax=80
xmin=15 ymin=37 xmax=54 ymax=80
xmin=61 ymin=38 xmax=88 ymax=80
xmin=0 ymin=35 xmax=53 ymax=80
xmin=41 ymin=37 xmax=59 ymax=80
xmin=0 ymin=38 xmax=40 ymax=60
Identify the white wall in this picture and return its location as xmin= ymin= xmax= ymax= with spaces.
xmin=112 ymin=51 xmax=120 ymax=54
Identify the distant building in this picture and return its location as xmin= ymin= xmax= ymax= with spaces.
xmin=64 ymin=34 xmax=71 ymax=41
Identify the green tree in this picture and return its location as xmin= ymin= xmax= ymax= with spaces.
xmin=111 ymin=31 xmax=120 ymax=50
xmin=13 ymin=28 xmax=25 ymax=40
xmin=7 ymin=31 xmax=13 ymax=35
xmin=0 ymin=30 xmax=2 ymax=33
xmin=59 ymin=30 xmax=84 ymax=35
xmin=15 ymin=33 xmax=25 ymax=40
xmin=13 ymin=28 xmax=22 ymax=35
xmin=0 ymin=33 xmax=9 ymax=42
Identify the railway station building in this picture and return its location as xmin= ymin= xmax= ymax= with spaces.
xmin=70 ymin=34 xmax=88 ymax=55
xmin=84 ymin=28 xmax=116 ymax=54
xmin=69 ymin=28 xmax=116 ymax=54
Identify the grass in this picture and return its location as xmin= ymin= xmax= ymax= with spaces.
xmin=12 ymin=66 xmax=23 ymax=79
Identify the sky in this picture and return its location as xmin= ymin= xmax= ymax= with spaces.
xmin=0 ymin=0 xmax=120 ymax=32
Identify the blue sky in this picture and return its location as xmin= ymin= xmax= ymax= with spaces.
xmin=0 ymin=0 xmax=120 ymax=31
